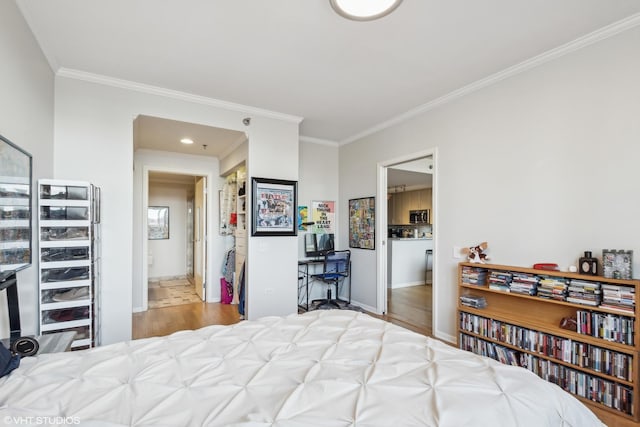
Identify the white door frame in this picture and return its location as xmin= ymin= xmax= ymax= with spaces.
xmin=376 ymin=148 xmax=438 ymax=318
xmin=141 ymin=166 xmax=214 ymax=311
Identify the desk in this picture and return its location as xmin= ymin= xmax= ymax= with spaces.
xmin=298 ymin=258 xmax=351 ymax=311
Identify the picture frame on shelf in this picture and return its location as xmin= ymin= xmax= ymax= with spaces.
xmin=252 ymin=177 xmax=297 ymax=237
xmin=602 ymin=249 xmax=633 ymax=279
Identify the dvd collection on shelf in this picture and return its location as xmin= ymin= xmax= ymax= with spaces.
xmin=461 ymin=265 xmax=487 ymax=286
xmin=459 ymin=331 xmax=634 ymax=415
xmin=460 ymin=312 xmax=633 ymax=381
xmin=488 ymin=270 xmax=512 ymax=292
xmin=576 ymin=310 xmax=635 ymax=345
xmin=461 ymin=265 xmax=635 ymax=312
xmin=459 ymin=295 xmax=486 ymax=309
xmin=457 ymin=262 xmax=640 ymax=422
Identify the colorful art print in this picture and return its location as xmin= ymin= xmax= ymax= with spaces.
xmin=311 ymin=200 xmax=335 ymax=234
xmin=349 ymin=197 xmax=375 ymax=250
xmin=602 ymin=249 xmax=633 ymax=280
xmin=298 ymin=205 xmax=308 ymax=231
xmin=251 ymin=177 xmax=297 ymax=236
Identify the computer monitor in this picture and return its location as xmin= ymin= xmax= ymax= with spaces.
xmin=304 ymin=233 xmax=335 ymax=258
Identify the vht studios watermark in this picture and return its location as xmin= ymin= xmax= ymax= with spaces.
xmin=4 ymin=416 xmax=80 ymax=425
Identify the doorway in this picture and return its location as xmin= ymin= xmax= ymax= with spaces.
xmin=377 ymin=149 xmax=437 ymax=335
xmin=132 ymin=114 xmax=247 ymax=330
xmin=145 ymin=171 xmax=207 ymax=309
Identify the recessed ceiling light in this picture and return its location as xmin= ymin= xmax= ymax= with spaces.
xmin=330 ymin=0 xmax=402 ymax=21
xmin=180 ymin=138 xmax=194 ymax=145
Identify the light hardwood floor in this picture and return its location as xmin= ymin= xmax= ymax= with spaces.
xmin=132 ymin=302 xmax=242 ymax=339
xmin=383 ymin=284 xmax=432 ymax=336
xmin=133 ymin=293 xmax=432 ymax=339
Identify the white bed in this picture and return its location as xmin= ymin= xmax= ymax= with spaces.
xmin=1 ymin=310 xmax=603 ymax=426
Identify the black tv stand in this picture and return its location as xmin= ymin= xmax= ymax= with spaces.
xmin=1 ymin=270 xmax=39 ymax=356
xmin=0 ymin=270 xmax=21 ymax=341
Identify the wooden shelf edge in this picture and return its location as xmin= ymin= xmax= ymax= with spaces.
xmin=460 ymin=283 xmax=637 ymax=318
xmin=460 ymin=262 xmax=640 ymax=287
xmin=581 ymin=399 xmax=638 ymax=424
xmin=458 ymin=305 xmax=636 ymax=354
xmin=587 ymin=403 xmax=639 ymax=426
xmin=457 ymin=329 xmax=634 ymax=386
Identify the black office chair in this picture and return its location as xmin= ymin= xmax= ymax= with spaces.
xmin=311 ymin=250 xmax=350 ymax=310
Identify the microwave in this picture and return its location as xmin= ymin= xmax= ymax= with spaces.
xmin=409 ymin=209 xmax=429 ymax=224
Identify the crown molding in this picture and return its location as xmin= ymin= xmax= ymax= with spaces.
xmin=299 ymin=135 xmax=340 ymax=147
xmin=56 ymin=68 xmax=304 ymax=124
xmin=340 ymin=13 xmax=640 ymax=145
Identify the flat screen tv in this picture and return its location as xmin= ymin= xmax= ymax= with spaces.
xmin=0 ymin=134 xmax=32 ymax=273
xmin=304 ymin=233 xmax=335 ymax=258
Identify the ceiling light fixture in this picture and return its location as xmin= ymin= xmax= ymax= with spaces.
xmin=180 ymin=138 xmax=194 ymax=145
xmin=330 ymin=0 xmax=402 ymax=21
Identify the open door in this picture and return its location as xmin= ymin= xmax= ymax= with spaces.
xmin=194 ymin=176 xmax=207 ymax=301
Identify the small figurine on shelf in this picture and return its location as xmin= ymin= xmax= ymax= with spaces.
xmin=462 ymin=242 xmax=489 ymax=264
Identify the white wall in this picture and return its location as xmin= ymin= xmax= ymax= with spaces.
xmin=298 ymin=141 xmax=340 ymax=258
xmin=148 ymin=182 xmax=189 ymax=280
xmin=245 ymin=117 xmax=300 ymax=320
xmin=297 ymin=141 xmax=340 ymax=303
xmin=132 ymin=149 xmax=223 ymax=311
xmin=339 ymin=26 xmax=640 ymax=342
xmin=0 ymin=1 xmax=54 ymax=338
xmin=54 ymin=76 xmax=300 ymax=344
xmin=220 ymin=140 xmax=248 ymax=176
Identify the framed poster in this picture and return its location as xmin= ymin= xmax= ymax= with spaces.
xmin=252 ymin=177 xmax=297 ymax=236
xmin=148 ymin=206 xmax=169 ymax=239
xmin=349 ymin=196 xmax=375 ymax=250
xmin=311 ymin=200 xmax=335 ymax=234
xmin=298 ymin=205 xmax=309 ymax=231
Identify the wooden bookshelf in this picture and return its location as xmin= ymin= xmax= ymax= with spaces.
xmin=457 ymin=262 xmax=640 ymax=426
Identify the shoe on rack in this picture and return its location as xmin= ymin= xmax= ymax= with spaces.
xmin=45 ymin=267 xmax=89 ymax=282
xmin=52 ymin=287 xmax=89 ymax=302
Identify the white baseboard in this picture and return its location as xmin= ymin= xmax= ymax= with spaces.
xmin=132 ymin=306 xmax=145 ymax=313
xmin=434 ymin=331 xmax=456 ymax=345
xmin=349 ymin=299 xmax=379 ymax=315
xmin=390 ymin=281 xmax=426 ymax=289
xmin=148 ymin=275 xmax=188 ymax=282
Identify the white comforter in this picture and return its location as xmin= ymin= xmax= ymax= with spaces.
xmin=1 ymin=310 xmax=603 ymax=426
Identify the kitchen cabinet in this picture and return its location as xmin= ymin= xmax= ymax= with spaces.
xmin=387 ymin=188 xmax=432 ymax=224
xmin=388 ymin=192 xmax=405 ymax=225
xmin=407 ymin=191 xmax=418 ymax=211
xmin=420 ymin=188 xmax=433 ymax=224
